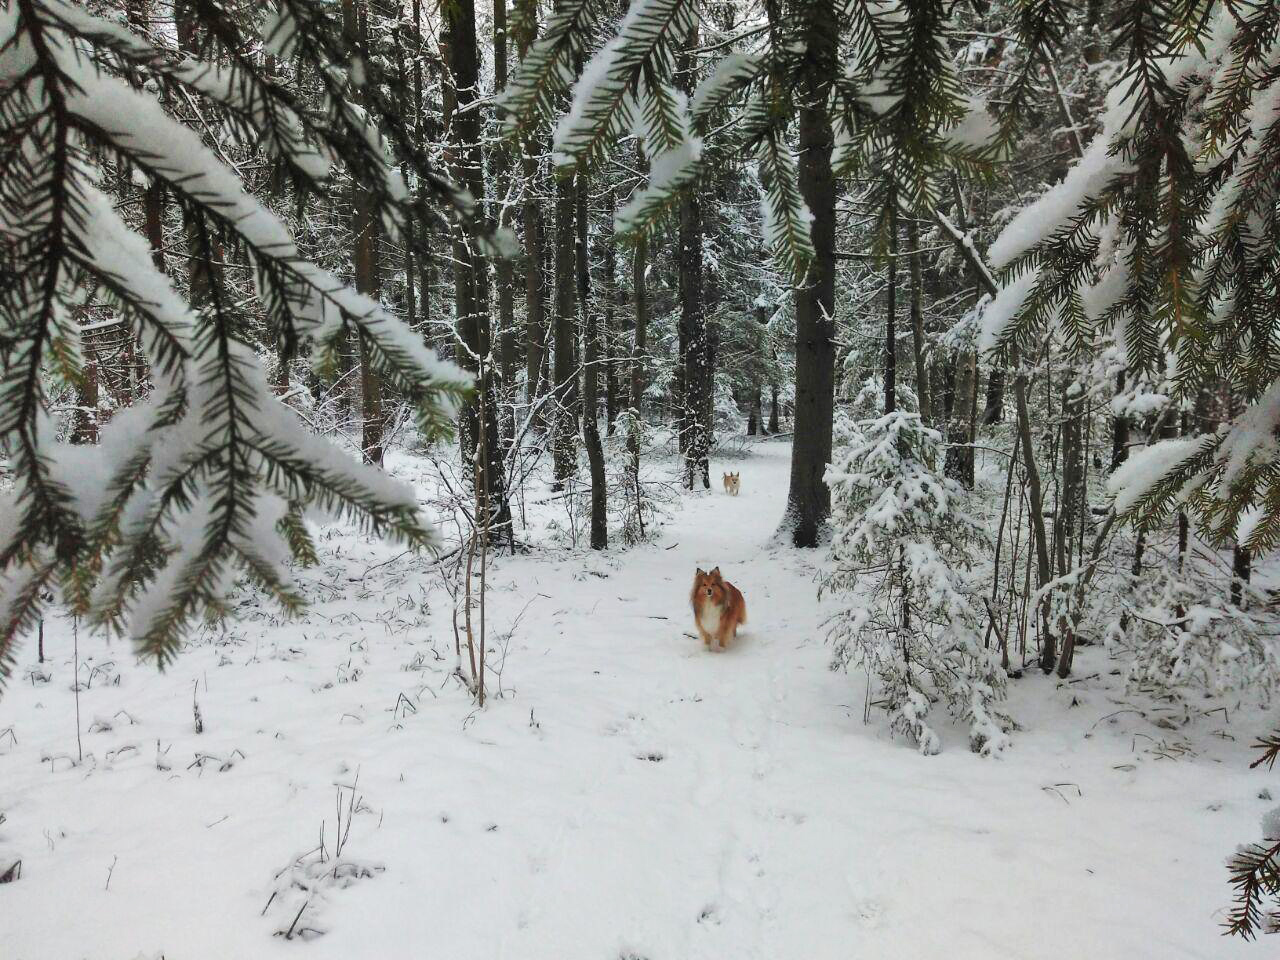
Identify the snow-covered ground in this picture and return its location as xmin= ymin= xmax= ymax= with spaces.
xmin=0 ymin=440 xmax=1274 ymax=959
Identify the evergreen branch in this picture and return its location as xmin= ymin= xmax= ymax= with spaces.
xmin=554 ymin=0 xmax=698 ymax=171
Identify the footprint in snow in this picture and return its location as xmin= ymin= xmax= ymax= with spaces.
xmin=853 ymin=897 xmax=886 ymax=928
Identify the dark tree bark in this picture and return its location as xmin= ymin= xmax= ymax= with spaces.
xmin=885 ymin=203 xmax=897 ymax=414
xmin=981 ymin=369 xmax=1004 ymax=425
xmin=551 ymin=173 xmax=579 ymax=488
xmin=341 ymin=0 xmax=385 ymax=465
xmin=525 ymin=194 xmax=547 ymax=409
xmin=1232 ymin=546 xmax=1252 ymax=608
xmin=944 ymin=359 xmax=976 ymax=486
xmin=175 ymin=8 xmax=224 ymax=310
xmin=631 ymin=231 xmax=648 ymax=419
xmin=1012 ymin=349 xmax=1053 ymax=672
xmin=73 ymin=352 xmax=99 ymax=444
xmin=412 ymin=0 xmax=435 ymax=344
xmin=943 ymin=181 xmax=978 ymax=487
xmin=603 ymin=189 xmax=619 ymax=435
xmin=906 ymin=217 xmax=930 ymax=422
xmin=443 ymin=0 xmax=512 ymax=539
xmin=678 ymin=168 xmax=711 ymax=489
xmin=782 ymin=0 xmax=838 ymax=546
xmin=625 ymin=221 xmax=649 ymax=539
xmin=579 ymin=174 xmax=607 ymax=549
xmin=493 ymin=0 xmax=517 ymax=448
xmin=1057 ymin=379 xmax=1084 ymax=576
xmin=393 ymin=28 xmax=416 ymax=334
xmin=1111 ymin=371 xmax=1129 ymax=472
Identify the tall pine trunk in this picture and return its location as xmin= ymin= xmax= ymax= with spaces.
xmin=492 ymin=0 xmax=517 ymax=448
xmin=341 ymin=0 xmax=384 ymax=465
xmin=672 ymin=26 xmax=711 ymax=476
xmin=1012 ymin=348 xmax=1053 ymax=671
xmin=906 ymin=217 xmax=930 ymax=422
xmin=631 ymin=220 xmax=648 ymax=421
xmin=579 ymin=175 xmax=607 ymax=548
xmin=678 ymin=168 xmax=710 ymax=489
xmin=603 ymin=190 xmax=619 ymax=435
xmin=443 ymin=0 xmax=512 ymax=539
xmin=782 ymin=0 xmax=837 ymax=546
xmin=551 ymin=174 xmax=579 ymax=488
xmin=885 ymin=203 xmax=897 ymax=414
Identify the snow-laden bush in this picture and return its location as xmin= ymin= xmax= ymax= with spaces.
xmin=846 ymin=374 xmax=918 ymax=415
xmin=821 ymin=409 xmax=1009 ymax=755
xmin=608 ymin=411 xmax=672 ymax=545
xmin=1107 ymin=567 xmax=1280 ymax=703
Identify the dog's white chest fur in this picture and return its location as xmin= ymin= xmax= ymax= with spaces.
xmin=697 ymin=603 xmax=722 ymax=634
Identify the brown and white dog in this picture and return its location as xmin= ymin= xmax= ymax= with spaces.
xmin=722 ymin=472 xmax=740 ymax=496
xmin=691 ymin=567 xmax=747 ymax=652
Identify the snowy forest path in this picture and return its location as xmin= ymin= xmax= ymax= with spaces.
xmin=0 ymin=440 xmax=1264 ymax=960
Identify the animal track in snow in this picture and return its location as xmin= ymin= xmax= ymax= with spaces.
xmin=697 ymin=903 xmax=722 ymax=925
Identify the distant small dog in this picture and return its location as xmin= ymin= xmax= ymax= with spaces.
xmin=691 ymin=567 xmax=747 ymax=652
xmin=722 ymin=472 xmax=740 ymax=496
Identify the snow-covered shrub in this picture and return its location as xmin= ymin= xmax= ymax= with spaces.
xmin=1107 ymin=566 xmax=1280 ymax=703
xmin=846 ymin=374 xmax=919 ymax=416
xmin=608 ymin=411 xmax=671 ymax=545
xmin=822 ymin=409 xmax=1009 ymax=755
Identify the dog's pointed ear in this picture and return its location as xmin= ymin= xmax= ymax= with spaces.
xmin=696 ymin=567 xmax=706 ymax=577
xmin=710 ymin=566 xmax=721 ymax=578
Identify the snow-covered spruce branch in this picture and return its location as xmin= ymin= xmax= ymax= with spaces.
xmin=553 ymin=0 xmax=697 ymax=171
xmin=0 ymin=0 xmax=476 ymax=684
xmin=499 ymin=0 xmax=599 ymax=137
xmin=976 ymin=3 xmax=1280 ymax=551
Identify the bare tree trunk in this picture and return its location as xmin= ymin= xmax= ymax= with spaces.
xmin=73 ymin=351 xmax=100 ymax=445
xmin=906 ymin=217 xmax=930 ymax=422
xmin=143 ymin=184 xmax=165 ymax=273
xmin=393 ymin=28 xmax=416 ymax=335
xmin=1057 ymin=379 xmax=1084 ymax=576
xmin=782 ymin=0 xmax=837 ymax=546
xmin=945 ymin=352 xmax=976 ymax=486
xmin=1013 ymin=349 xmax=1053 ymax=671
xmin=443 ymin=0 xmax=512 ymax=539
xmin=1232 ymin=546 xmax=1252 ymax=608
xmin=524 ymin=190 xmax=547 ymax=411
xmin=885 ymin=202 xmax=897 ymax=414
xmin=342 ymin=0 xmax=384 ymax=465
xmin=551 ymin=173 xmax=579 ymax=488
xmin=175 ymin=9 xmax=224 ymax=311
xmin=579 ymin=174 xmax=607 ymax=549
xmin=603 ymin=189 xmax=619 ymax=435
xmin=1111 ymin=370 xmax=1129 ymax=471
xmin=627 ymin=224 xmax=649 ymax=539
xmin=943 ymin=176 xmax=978 ymax=486
xmin=678 ymin=150 xmax=711 ymax=489
xmin=492 ymin=0 xmax=517 ymax=448
xmin=631 ymin=232 xmax=648 ymax=419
